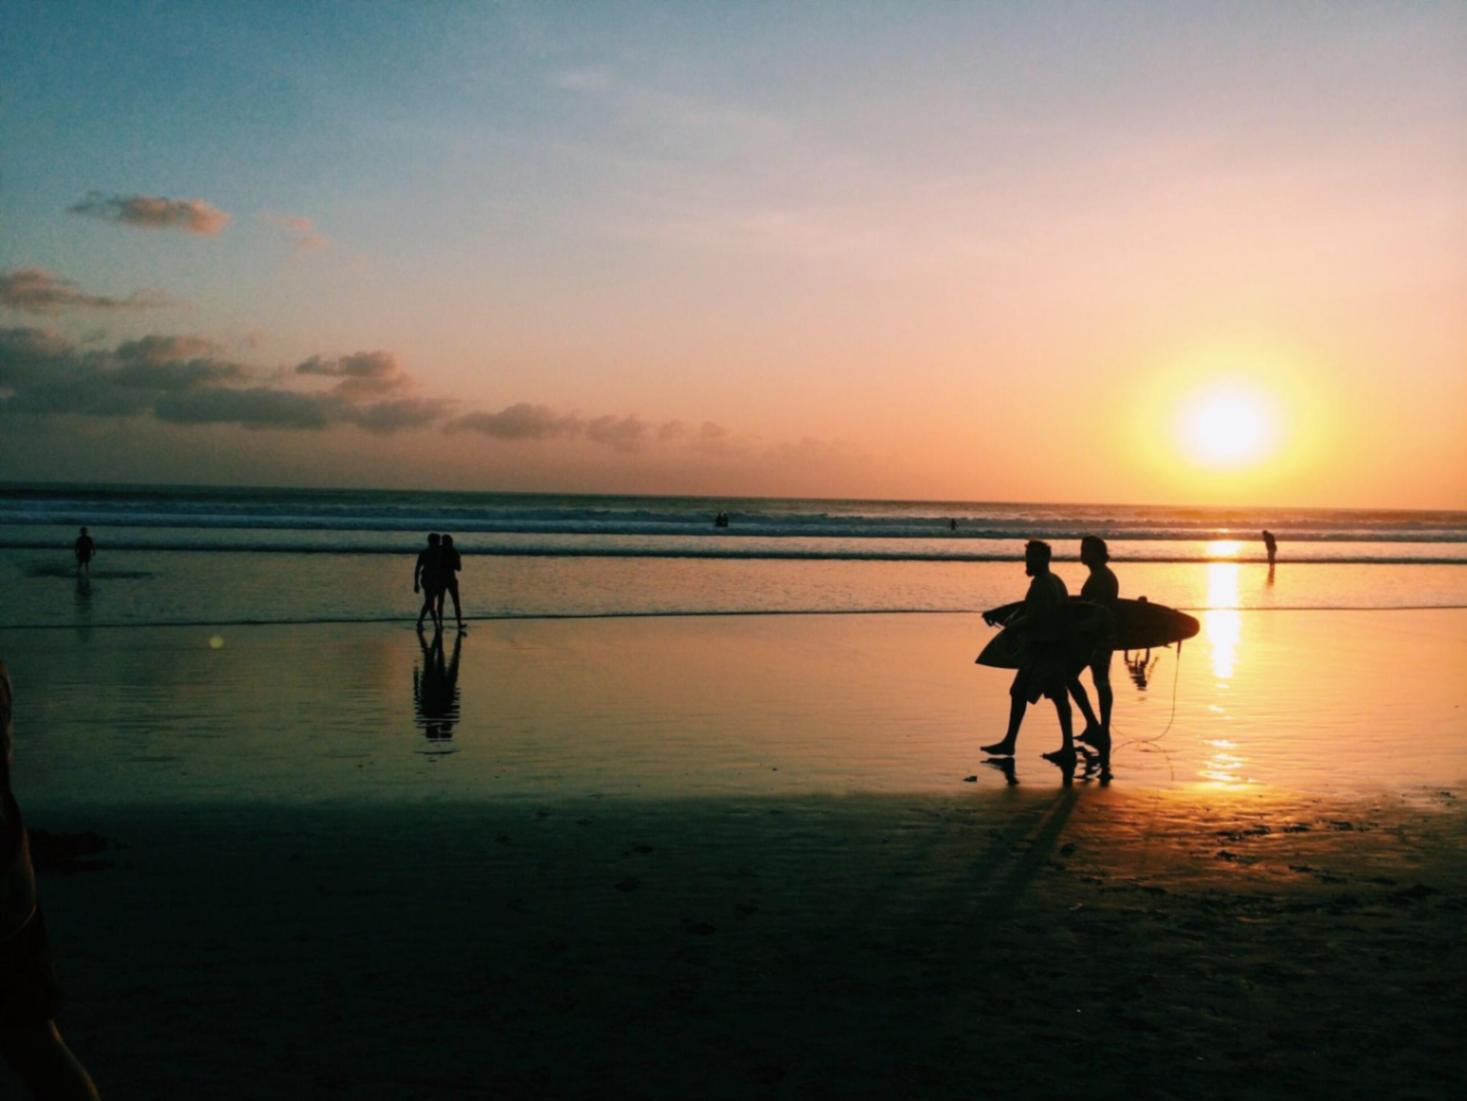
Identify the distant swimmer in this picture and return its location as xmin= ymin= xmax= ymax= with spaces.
xmin=1262 ymin=529 xmax=1277 ymax=568
xmin=437 ymin=534 xmax=465 ymax=633
xmin=414 ymin=533 xmax=444 ymax=632
xmin=72 ymin=528 xmax=95 ymax=576
xmin=980 ymin=540 xmax=1075 ymax=763
xmin=1067 ymin=535 xmax=1117 ymax=775
xmin=0 ymin=663 xmax=103 ymax=1100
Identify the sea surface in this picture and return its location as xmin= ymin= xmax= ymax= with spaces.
xmin=3 ymin=484 xmax=1465 ymax=627
xmin=2 ymin=485 xmax=1465 ymax=806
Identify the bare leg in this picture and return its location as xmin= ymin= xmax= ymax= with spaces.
xmin=1069 ymin=678 xmax=1100 ymax=734
xmin=0 ymin=1021 xmax=101 ymax=1101
xmin=981 ymin=690 xmax=1027 ymax=756
xmin=448 ymin=583 xmax=463 ymax=629
xmin=1041 ymin=695 xmax=1074 ymax=760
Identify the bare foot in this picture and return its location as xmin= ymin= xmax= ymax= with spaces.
xmin=1041 ymin=746 xmax=1076 ymax=763
xmin=981 ymin=741 xmax=1016 ymax=756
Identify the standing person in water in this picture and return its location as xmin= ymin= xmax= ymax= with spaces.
xmin=1068 ymin=536 xmax=1118 ymax=772
xmin=1262 ymin=529 xmax=1277 ymax=568
xmin=72 ymin=529 xmax=95 ymax=577
xmin=436 ymin=534 xmax=465 ymax=633
xmin=981 ymin=540 xmax=1075 ymax=762
xmin=413 ymin=534 xmax=444 ymax=632
xmin=0 ymin=663 xmax=103 ymax=1100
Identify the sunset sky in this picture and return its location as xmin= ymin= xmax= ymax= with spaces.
xmin=2 ymin=2 xmax=1464 ymax=508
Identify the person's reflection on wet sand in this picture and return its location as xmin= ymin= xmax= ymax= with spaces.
xmin=981 ymin=757 xmax=1018 ymax=786
xmin=413 ymin=627 xmax=462 ymax=744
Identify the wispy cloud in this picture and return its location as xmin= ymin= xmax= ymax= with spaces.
xmin=67 ymin=192 xmax=232 ymax=236
xmin=0 ymin=268 xmax=175 ymax=314
xmin=260 ymin=212 xmax=330 ymax=251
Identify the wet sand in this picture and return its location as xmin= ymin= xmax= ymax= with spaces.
xmin=4 ymin=611 xmax=1466 ymax=1097
xmin=32 ymin=790 xmax=1467 ymax=1099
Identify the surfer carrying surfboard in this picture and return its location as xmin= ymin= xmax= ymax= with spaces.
xmin=980 ymin=540 xmax=1076 ymax=762
xmin=1068 ymin=535 xmax=1118 ymax=771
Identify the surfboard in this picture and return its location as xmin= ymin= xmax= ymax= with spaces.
xmin=976 ymin=596 xmax=1199 ymax=669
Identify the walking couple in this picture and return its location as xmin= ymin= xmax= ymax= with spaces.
xmin=413 ymin=533 xmax=466 ymax=633
xmin=981 ymin=536 xmax=1117 ymax=775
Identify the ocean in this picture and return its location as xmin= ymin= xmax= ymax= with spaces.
xmin=2 ymin=482 xmax=1465 ymax=804
xmin=3 ymin=484 xmax=1465 ymax=629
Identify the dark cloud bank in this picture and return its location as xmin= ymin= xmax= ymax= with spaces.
xmin=0 ymin=328 xmax=731 ymax=453
xmin=0 ymin=268 xmax=173 ymax=315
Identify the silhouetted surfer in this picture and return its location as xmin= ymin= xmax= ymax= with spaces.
xmin=437 ymin=534 xmax=465 ymax=633
xmin=72 ymin=529 xmax=95 ymax=577
xmin=1262 ymin=529 xmax=1277 ymax=567
xmin=1068 ymin=536 xmax=1117 ymax=774
xmin=0 ymin=663 xmax=102 ymax=1100
xmin=413 ymin=534 xmax=445 ymax=631
xmin=981 ymin=540 xmax=1075 ymax=762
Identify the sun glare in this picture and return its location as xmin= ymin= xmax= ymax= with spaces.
xmin=1177 ymin=387 xmax=1276 ymax=469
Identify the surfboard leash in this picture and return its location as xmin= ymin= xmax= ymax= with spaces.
xmin=1113 ymin=639 xmax=1183 ymax=780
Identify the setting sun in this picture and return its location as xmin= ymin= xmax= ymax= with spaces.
xmin=1177 ymin=386 xmax=1277 ymax=469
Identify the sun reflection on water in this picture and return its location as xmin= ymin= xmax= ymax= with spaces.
xmin=1200 ymin=544 xmax=1250 ymax=786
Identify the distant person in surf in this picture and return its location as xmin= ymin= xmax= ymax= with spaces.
xmin=1262 ymin=529 xmax=1277 ymax=568
xmin=436 ymin=534 xmax=465 ymax=633
xmin=980 ymin=540 xmax=1075 ymax=763
xmin=72 ymin=529 xmax=95 ymax=577
xmin=1067 ymin=535 xmax=1118 ymax=774
xmin=0 ymin=663 xmax=103 ymax=1100
xmin=413 ymin=533 xmax=445 ymax=632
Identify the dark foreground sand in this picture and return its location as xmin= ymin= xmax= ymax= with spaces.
xmin=22 ymin=787 xmax=1467 ymax=1100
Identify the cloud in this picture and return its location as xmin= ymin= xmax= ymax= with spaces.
xmin=447 ymin=402 xmax=576 ymax=441
xmin=0 ymin=328 xmax=450 ymax=436
xmin=0 ymin=327 xmax=769 ymax=456
xmin=0 ymin=268 xmax=174 ymax=314
xmin=260 ymin=213 xmax=330 ymax=251
xmin=584 ymin=413 xmax=649 ymax=452
xmin=67 ymin=192 xmax=232 ymax=236
xmin=350 ymin=397 xmax=455 ymax=435
xmin=295 ymin=351 xmax=408 ymax=398
xmin=153 ymin=387 xmax=339 ymax=430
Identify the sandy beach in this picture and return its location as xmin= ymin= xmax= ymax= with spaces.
xmin=5 ymin=611 xmax=1465 ymax=1098
xmin=31 ymin=790 xmax=1467 ymax=1099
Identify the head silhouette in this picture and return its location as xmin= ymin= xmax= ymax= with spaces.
xmin=442 ymin=534 xmax=454 ymax=547
xmin=1024 ymin=539 xmax=1052 ymax=577
xmin=427 ymin=533 xmax=441 ymax=547
xmin=79 ymin=527 xmax=88 ymax=536
xmin=1080 ymin=535 xmax=1109 ymax=567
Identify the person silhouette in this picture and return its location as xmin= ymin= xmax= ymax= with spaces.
xmin=413 ymin=534 xmax=445 ymax=631
xmin=414 ymin=627 xmax=462 ymax=742
xmin=0 ymin=663 xmax=102 ymax=1100
xmin=436 ymin=534 xmax=465 ymax=633
xmin=1262 ymin=529 xmax=1277 ymax=568
xmin=1068 ymin=535 xmax=1118 ymax=774
xmin=980 ymin=540 xmax=1075 ymax=762
xmin=72 ymin=529 xmax=95 ymax=577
